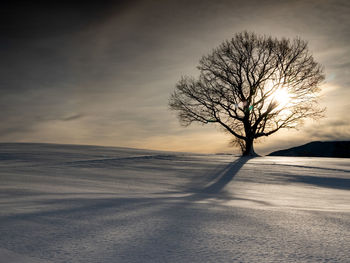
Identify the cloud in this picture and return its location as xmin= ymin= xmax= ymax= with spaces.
xmin=60 ymin=114 xmax=85 ymax=122
xmin=306 ymin=119 xmax=350 ymax=141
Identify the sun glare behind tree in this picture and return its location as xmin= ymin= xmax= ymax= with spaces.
xmin=273 ymin=88 xmax=290 ymax=108
xmin=169 ymin=32 xmax=325 ymax=156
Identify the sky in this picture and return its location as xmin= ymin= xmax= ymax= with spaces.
xmin=1 ymin=0 xmax=349 ymax=154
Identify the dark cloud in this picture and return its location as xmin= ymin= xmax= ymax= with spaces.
xmin=0 ymin=1 xmax=130 ymax=39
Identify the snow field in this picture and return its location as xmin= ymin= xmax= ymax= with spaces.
xmin=0 ymin=143 xmax=349 ymax=262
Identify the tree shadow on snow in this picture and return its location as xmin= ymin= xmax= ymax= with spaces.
xmin=199 ymin=157 xmax=251 ymax=194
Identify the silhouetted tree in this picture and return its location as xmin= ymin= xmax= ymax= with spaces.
xmin=169 ymin=32 xmax=325 ymax=156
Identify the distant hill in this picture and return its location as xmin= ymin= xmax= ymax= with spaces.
xmin=268 ymin=141 xmax=350 ymax=158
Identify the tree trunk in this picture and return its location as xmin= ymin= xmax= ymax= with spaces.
xmin=242 ymin=138 xmax=257 ymax=156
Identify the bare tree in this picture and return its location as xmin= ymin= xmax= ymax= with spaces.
xmin=169 ymin=32 xmax=325 ymax=156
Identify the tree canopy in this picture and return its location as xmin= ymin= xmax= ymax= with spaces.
xmin=169 ymin=32 xmax=325 ymax=156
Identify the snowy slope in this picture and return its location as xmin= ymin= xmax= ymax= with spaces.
xmin=0 ymin=143 xmax=349 ymax=263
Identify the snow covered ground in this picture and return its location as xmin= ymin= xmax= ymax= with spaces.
xmin=0 ymin=143 xmax=349 ymax=263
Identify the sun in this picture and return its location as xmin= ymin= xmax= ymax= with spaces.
xmin=263 ymin=79 xmax=292 ymax=110
xmin=272 ymin=88 xmax=291 ymax=108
